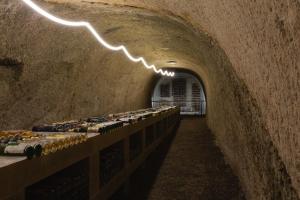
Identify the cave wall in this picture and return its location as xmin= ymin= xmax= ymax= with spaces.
xmin=196 ymin=2 xmax=300 ymax=198
xmin=200 ymin=41 xmax=299 ymax=199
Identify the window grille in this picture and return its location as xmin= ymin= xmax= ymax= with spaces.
xmin=160 ymin=84 xmax=170 ymax=97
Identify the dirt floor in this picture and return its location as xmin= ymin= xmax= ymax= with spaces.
xmin=111 ymin=117 xmax=245 ymax=200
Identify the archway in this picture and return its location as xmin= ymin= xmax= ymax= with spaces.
xmin=151 ymin=70 xmax=206 ymax=116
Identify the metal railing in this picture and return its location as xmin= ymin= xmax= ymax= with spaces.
xmin=152 ymin=100 xmax=206 ymax=116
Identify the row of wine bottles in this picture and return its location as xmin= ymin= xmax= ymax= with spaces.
xmin=0 ymin=131 xmax=87 ymax=159
xmin=32 ymin=106 xmax=174 ymax=134
xmin=0 ymin=106 xmax=176 ymax=159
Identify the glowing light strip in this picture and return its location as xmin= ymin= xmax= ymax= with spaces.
xmin=21 ymin=0 xmax=175 ymax=77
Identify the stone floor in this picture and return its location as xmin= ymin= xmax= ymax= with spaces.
xmin=112 ymin=117 xmax=245 ymax=200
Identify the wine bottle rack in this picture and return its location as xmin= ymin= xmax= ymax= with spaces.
xmin=26 ymin=158 xmax=89 ymax=200
xmin=0 ymin=108 xmax=180 ymax=200
xmin=145 ymin=125 xmax=155 ymax=147
xmin=155 ymin=121 xmax=164 ymax=138
xmin=129 ymin=131 xmax=143 ymax=161
xmin=100 ymin=141 xmax=124 ymax=186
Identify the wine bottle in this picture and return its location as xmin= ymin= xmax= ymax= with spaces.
xmin=87 ymin=116 xmax=107 ymax=123
xmin=32 ymin=121 xmax=80 ymax=132
xmin=33 ymin=143 xmax=43 ymax=157
xmin=1 ymin=143 xmax=35 ymax=159
xmin=20 ymin=141 xmax=43 ymax=157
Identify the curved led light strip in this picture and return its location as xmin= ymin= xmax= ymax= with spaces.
xmin=21 ymin=0 xmax=175 ymax=77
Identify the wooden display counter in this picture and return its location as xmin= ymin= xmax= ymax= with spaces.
xmin=0 ymin=108 xmax=180 ymax=200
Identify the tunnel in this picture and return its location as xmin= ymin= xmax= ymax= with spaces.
xmin=0 ymin=0 xmax=299 ymax=200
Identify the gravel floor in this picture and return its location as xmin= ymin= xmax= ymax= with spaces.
xmin=112 ymin=117 xmax=245 ymax=200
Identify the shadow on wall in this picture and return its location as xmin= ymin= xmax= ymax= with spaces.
xmin=0 ymin=57 xmax=24 ymax=80
xmin=0 ymin=57 xmax=24 ymax=114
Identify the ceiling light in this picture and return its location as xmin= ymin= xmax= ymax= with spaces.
xmin=167 ymin=60 xmax=177 ymax=65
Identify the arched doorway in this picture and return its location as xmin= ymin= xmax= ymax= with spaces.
xmin=151 ymin=71 xmax=206 ymax=116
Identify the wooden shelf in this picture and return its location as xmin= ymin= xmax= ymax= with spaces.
xmin=0 ymin=108 xmax=180 ymax=200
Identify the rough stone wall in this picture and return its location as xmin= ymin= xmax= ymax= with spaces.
xmin=202 ymin=43 xmax=299 ymax=200
xmin=198 ymin=2 xmax=300 ymax=197
xmin=48 ymin=0 xmax=300 ymax=198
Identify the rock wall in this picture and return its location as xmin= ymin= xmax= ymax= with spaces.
xmin=203 ymin=43 xmax=299 ymax=199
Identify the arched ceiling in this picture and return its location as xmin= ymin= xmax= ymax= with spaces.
xmin=41 ymin=0 xmax=211 ymax=79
